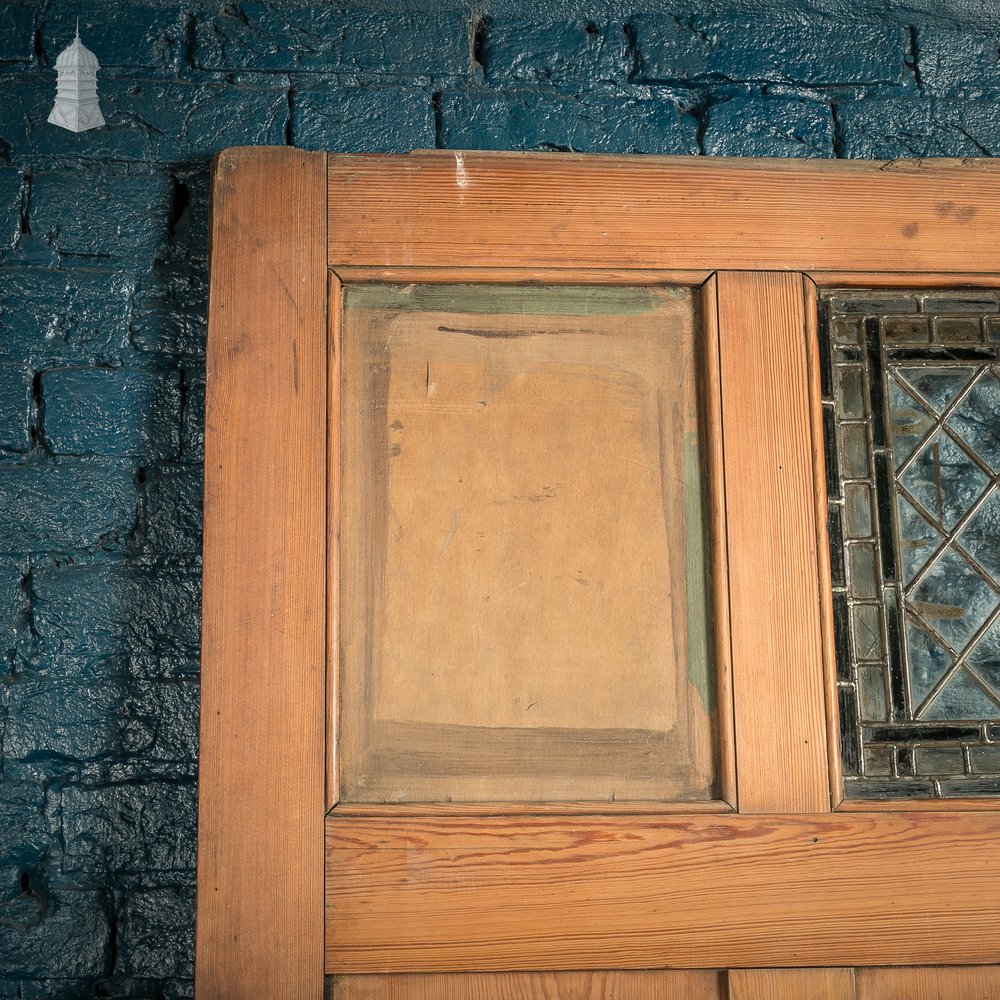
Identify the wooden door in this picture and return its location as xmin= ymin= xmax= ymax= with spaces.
xmin=195 ymin=149 xmax=1000 ymax=999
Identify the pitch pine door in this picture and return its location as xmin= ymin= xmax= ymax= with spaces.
xmin=195 ymin=149 xmax=1000 ymax=999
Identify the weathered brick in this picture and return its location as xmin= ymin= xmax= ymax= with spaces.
xmin=838 ymin=98 xmax=1000 ymax=157
xmin=19 ymin=77 xmax=288 ymax=162
xmin=180 ymin=367 xmax=204 ymax=462
xmin=0 ymin=556 xmax=28 ymax=666
xmin=3 ymin=675 xmax=197 ymax=768
xmin=703 ymin=93 xmax=834 ymax=157
xmin=42 ymin=4 xmax=188 ymax=74
xmin=439 ymin=90 xmax=698 ymax=153
xmin=0 ymin=460 xmax=139 ymax=552
xmin=918 ymin=27 xmax=1000 ymax=97
xmin=195 ymin=4 xmax=471 ymax=76
xmin=0 ymin=781 xmax=49 ymax=870
xmin=41 ymin=368 xmax=181 ymax=459
xmin=119 ymin=680 xmax=199 ymax=765
xmin=61 ymin=782 xmax=197 ymax=874
xmin=293 ymin=87 xmax=434 ymax=152
xmin=164 ymin=167 xmax=210 ymax=266
xmin=484 ymin=19 xmax=632 ymax=85
xmin=141 ymin=465 xmax=203 ymax=556
xmin=0 ymin=169 xmax=21 ymax=256
xmin=32 ymin=564 xmax=201 ymax=661
xmin=0 ymin=6 xmax=34 ymax=65
xmin=119 ymin=887 xmax=195 ymax=978
xmin=29 ymin=169 xmax=174 ymax=262
xmin=130 ymin=267 xmax=207 ymax=359
xmin=0 ymin=889 xmax=110 ymax=978
xmin=633 ymin=14 xmax=907 ymax=87
xmin=0 ymin=364 xmax=31 ymax=452
xmin=0 ymin=267 xmax=134 ymax=365
xmin=3 ymin=674 xmax=131 ymax=763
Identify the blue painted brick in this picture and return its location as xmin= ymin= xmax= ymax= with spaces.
xmin=18 ymin=78 xmax=288 ymax=162
xmin=0 ymin=268 xmax=134 ymax=365
xmin=0 ymin=889 xmax=110 ymax=978
xmin=918 ymin=28 xmax=1000 ymax=97
xmin=439 ymin=90 xmax=698 ymax=153
xmin=0 ymin=781 xmax=49 ymax=871
xmin=3 ymin=674 xmax=132 ymax=763
xmin=0 ymin=6 xmax=34 ymax=65
xmin=0 ymin=461 xmax=139 ymax=552
xmin=0 ymin=364 xmax=31 ymax=452
xmin=119 ymin=887 xmax=195 ymax=978
xmin=42 ymin=367 xmax=181 ymax=459
xmin=633 ymin=14 xmax=908 ymax=87
xmin=181 ymin=368 xmax=204 ymax=462
xmin=195 ymin=4 xmax=471 ymax=77
xmin=61 ymin=781 xmax=197 ymax=874
xmin=838 ymin=99 xmax=1000 ymax=157
xmin=165 ymin=167 xmax=210 ymax=267
xmin=32 ymin=564 xmax=201 ymax=661
xmin=703 ymin=93 xmax=834 ymax=157
xmin=293 ymin=87 xmax=434 ymax=152
xmin=131 ymin=267 xmax=207 ymax=359
xmin=122 ymin=680 xmax=199 ymax=766
xmin=3 ymin=674 xmax=197 ymax=771
xmin=484 ymin=19 xmax=632 ymax=85
xmin=0 ymin=169 xmax=21 ymax=254
xmin=29 ymin=169 xmax=174 ymax=263
xmin=0 ymin=556 xmax=28 ymax=666
xmin=141 ymin=465 xmax=203 ymax=556
xmin=42 ymin=3 xmax=188 ymax=74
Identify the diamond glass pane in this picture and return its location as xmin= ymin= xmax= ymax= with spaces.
xmin=821 ymin=289 xmax=1000 ymax=799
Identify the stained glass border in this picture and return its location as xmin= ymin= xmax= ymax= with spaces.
xmin=820 ymin=290 xmax=1000 ymax=799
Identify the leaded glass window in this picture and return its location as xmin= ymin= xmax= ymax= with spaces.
xmin=821 ymin=290 xmax=1000 ymax=799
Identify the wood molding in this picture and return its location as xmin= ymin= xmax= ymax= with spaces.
xmin=328 ymin=153 xmax=1000 ymax=272
xmin=327 ymin=971 xmax=723 ymax=999
xmin=196 ymin=146 xmax=328 ymax=998
xmin=327 ymin=812 xmax=1000 ymax=972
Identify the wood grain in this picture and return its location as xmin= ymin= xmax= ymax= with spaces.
xmin=328 ymin=153 xmax=1000 ymax=272
xmin=327 ymin=971 xmax=723 ymax=999
xmin=803 ymin=275 xmax=844 ymax=809
xmin=196 ymin=147 xmax=327 ymax=997
xmin=327 ymin=271 xmax=343 ymax=809
xmin=717 ymin=272 xmax=830 ymax=813
xmin=729 ymin=968 xmax=855 ymax=1000
xmin=338 ymin=284 xmax=718 ymax=803
xmin=857 ymin=968 xmax=1000 ymax=1000
xmin=700 ymin=276 xmax=737 ymax=808
xmin=332 ymin=266 xmax=713 ymax=285
xmin=326 ymin=811 xmax=1000 ymax=972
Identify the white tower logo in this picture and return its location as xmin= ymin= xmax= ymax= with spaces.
xmin=48 ymin=21 xmax=105 ymax=133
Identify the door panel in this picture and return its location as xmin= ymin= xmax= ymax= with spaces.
xmin=197 ymin=150 xmax=1000 ymax=998
xmin=337 ymin=283 xmax=720 ymax=803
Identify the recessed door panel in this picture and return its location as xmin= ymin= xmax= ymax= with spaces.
xmin=339 ymin=284 xmax=719 ymax=803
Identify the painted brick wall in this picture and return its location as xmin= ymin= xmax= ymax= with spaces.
xmin=0 ymin=1 xmax=997 ymax=995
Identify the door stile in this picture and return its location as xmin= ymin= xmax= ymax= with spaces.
xmin=716 ymin=271 xmax=831 ymax=814
xmin=195 ymin=147 xmax=329 ymax=999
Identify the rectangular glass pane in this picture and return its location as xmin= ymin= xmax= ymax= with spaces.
xmin=821 ymin=289 xmax=1000 ymax=799
xmin=340 ymin=284 xmax=718 ymax=803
